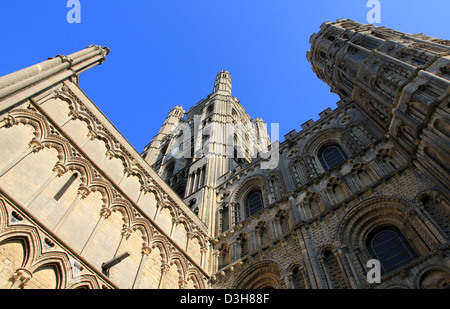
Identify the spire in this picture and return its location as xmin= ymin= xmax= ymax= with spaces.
xmin=212 ymin=70 xmax=232 ymax=95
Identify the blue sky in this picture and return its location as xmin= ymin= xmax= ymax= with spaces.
xmin=1 ymin=0 xmax=449 ymax=153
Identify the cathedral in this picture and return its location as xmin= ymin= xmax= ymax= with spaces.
xmin=0 ymin=19 xmax=448 ymax=289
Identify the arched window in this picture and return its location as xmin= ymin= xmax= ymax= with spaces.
xmin=157 ymin=144 xmax=168 ymax=161
xmin=318 ymin=144 xmax=348 ymax=170
xmin=231 ymin=109 xmax=238 ymax=124
xmin=206 ymin=104 xmax=214 ymax=123
xmin=175 ymin=185 xmax=186 ymax=199
xmin=220 ymin=205 xmax=229 ymax=233
xmin=291 ymin=267 xmax=307 ymax=289
xmin=163 ymin=162 xmax=175 ymax=180
xmin=245 ymin=190 xmax=264 ymax=218
xmin=366 ymin=226 xmax=417 ymax=275
xmin=206 ymin=104 xmax=214 ymax=115
xmin=218 ymin=245 xmax=230 ymax=269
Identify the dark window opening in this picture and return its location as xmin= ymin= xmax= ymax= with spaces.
xmin=245 ymin=190 xmax=264 ymax=218
xmin=318 ymin=144 xmax=348 ymax=171
xmin=366 ymin=226 xmax=417 ymax=275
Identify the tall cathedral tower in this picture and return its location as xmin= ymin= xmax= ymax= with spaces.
xmin=307 ymin=18 xmax=450 ymax=194
xmin=142 ymin=71 xmax=271 ymax=234
xmin=0 ymin=19 xmax=448 ymax=290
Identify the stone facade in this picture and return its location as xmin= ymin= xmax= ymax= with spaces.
xmin=0 ymin=19 xmax=449 ymax=289
xmin=209 ymin=19 xmax=450 ymax=289
xmin=0 ymin=46 xmax=209 ymax=289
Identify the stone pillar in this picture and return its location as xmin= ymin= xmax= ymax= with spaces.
xmin=23 ymin=163 xmax=66 ymax=208
xmin=0 ymin=140 xmax=43 ymax=178
xmin=9 ymin=268 xmax=32 ymax=289
xmin=132 ymin=246 xmax=152 ymax=289
xmin=158 ymin=263 xmax=171 ymax=289
xmin=53 ymin=185 xmax=90 ymax=233
xmin=80 ymin=207 xmax=111 ymax=255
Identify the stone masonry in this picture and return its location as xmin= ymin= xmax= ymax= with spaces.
xmin=0 ymin=19 xmax=449 ymax=289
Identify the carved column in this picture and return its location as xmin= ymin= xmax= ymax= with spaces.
xmin=299 ymin=226 xmax=326 ymax=288
xmin=335 ymin=248 xmax=357 ymax=289
xmin=273 ymin=216 xmax=282 ymax=239
xmin=212 ymin=250 xmax=220 ymax=274
xmin=200 ymin=245 xmax=208 ymax=269
xmin=153 ymin=200 xmax=163 ymax=220
xmin=158 ymin=263 xmax=171 ymax=289
xmin=23 ymin=163 xmax=66 ymax=208
xmin=318 ymin=256 xmax=332 ymax=289
xmin=136 ymin=184 xmax=148 ymax=204
xmin=79 ymin=206 xmax=111 ymax=255
xmin=53 ymin=185 xmax=90 ymax=233
xmin=0 ymin=139 xmax=43 ymax=178
xmin=9 ymin=268 xmax=32 ymax=289
xmin=342 ymin=246 xmax=362 ymax=287
xmin=114 ymin=227 xmax=132 ymax=258
xmin=0 ymin=115 xmax=14 ymax=129
xmin=132 ymin=246 xmax=152 ymax=289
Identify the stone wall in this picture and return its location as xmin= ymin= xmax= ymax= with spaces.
xmin=0 ymin=47 xmax=211 ymax=289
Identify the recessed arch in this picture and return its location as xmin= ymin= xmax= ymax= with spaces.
xmin=318 ymin=143 xmax=348 ymax=170
xmin=231 ymin=175 xmax=269 ymax=221
xmin=233 ymin=259 xmax=287 ymax=289
xmin=301 ymin=128 xmax=356 ymax=172
xmin=413 ymin=264 xmax=450 ymax=289
xmin=337 ymin=195 xmax=438 ymax=278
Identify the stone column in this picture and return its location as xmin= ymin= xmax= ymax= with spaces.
xmin=9 ymin=268 xmax=32 ymax=289
xmin=0 ymin=140 xmax=42 ymax=178
xmin=299 ymin=226 xmax=326 ymax=288
xmin=53 ymin=185 xmax=90 ymax=233
xmin=158 ymin=263 xmax=171 ymax=289
xmin=79 ymin=207 xmax=111 ymax=255
xmin=132 ymin=246 xmax=152 ymax=289
xmin=0 ymin=115 xmax=14 ymax=129
xmin=23 ymin=163 xmax=66 ymax=208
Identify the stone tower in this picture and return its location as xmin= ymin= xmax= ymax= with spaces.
xmin=211 ymin=20 xmax=449 ymax=289
xmin=307 ymin=19 xmax=450 ymax=194
xmin=142 ymin=70 xmax=271 ymax=234
xmin=0 ymin=19 xmax=448 ymax=290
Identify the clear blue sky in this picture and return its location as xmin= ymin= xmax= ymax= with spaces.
xmin=1 ymin=0 xmax=448 ymax=153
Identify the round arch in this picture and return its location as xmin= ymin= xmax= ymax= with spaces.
xmin=232 ymin=259 xmax=287 ymax=289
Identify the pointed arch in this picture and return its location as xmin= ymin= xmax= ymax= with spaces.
xmin=0 ymin=226 xmax=41 ymax=269
xmin=130 ymin=219 xmax=155 ymax=247
xmin=169 ymin=251 xmax=189 ymax=282
xmin=186 ymin=267 xmax=206 ymax=289
xmin=151 ymin=234 xmax=172 ymax=264
xmin=110 ymin=202 xmax=133 ymax=229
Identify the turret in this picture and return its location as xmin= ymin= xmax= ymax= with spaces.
xmin=307 ymin=18 xmax=450 ymax=194
xmin=142 ymin=105 xmax=185 ymax=166
xmin=212 ymin=70 xmax=232 ymax=95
